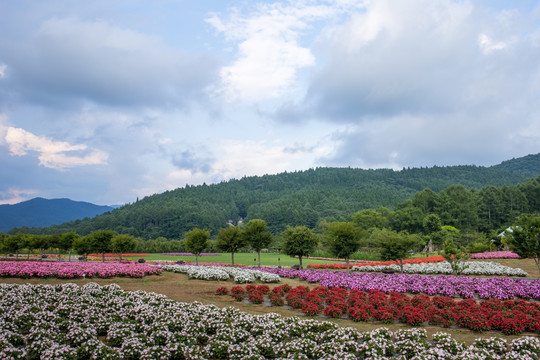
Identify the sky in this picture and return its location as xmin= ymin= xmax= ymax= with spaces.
xmin=0 ymin=0 xmax=539 ymax=206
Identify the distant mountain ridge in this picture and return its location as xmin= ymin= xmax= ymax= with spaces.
xmin=0 ymin=198 xmax=114 ymax=232
xmin=8 ymin=153 xmax=540 ymax=237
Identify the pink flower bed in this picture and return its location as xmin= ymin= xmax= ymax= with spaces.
xmin=0 ymin=261 xmax=162 ymax=279
xmin=470 ymin=251 xmax=521 ymax=259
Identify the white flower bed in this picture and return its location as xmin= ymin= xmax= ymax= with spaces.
xmin=0 ymin=283 xmax=538 ymax=360
xmin=161 ymin=264 xmax=281 ymax=283
xmin=352 ymin=261 xmax=528 ymax=276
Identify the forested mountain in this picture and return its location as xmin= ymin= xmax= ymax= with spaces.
xmin=0 ymin=198 xmax=114 ymax=232
xmin=10 ymin=153 xmax=540 ymax=238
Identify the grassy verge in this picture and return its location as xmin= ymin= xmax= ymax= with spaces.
xmin=143 ymin=252 xmax=347 ymax=267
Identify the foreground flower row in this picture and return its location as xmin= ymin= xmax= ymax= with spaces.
xmin=1 ymin=283 xmax=539 ymax=360
xmin=222 ymin=284 xmax=540 ymax=335
xmin=306 ymin=255 xmax=445 ymax=269
xmin=352 ymin=261 xmax=528 ymax=277
xmin=258 ymin=267 xmax=540 ymax=300
xmin=0 ymin=261 xmax=162 ymax=279
xmin=161 ymin=264 xmax=281 ymax=283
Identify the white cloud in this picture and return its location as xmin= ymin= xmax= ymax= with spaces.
xmin=3 ymin=17 xmax=216 ymax=109
xmin=478 ymin=33 xmax=507 ymax=54
xmin=207 ymin=1 xmax=359 ymax=102
xmin=0 ymin=64 xmax=6 ymax=78
xmin=0 ymin=188 xmax=39 ymax=205
xmin=3 ymin=125 xmax=108 ymax=170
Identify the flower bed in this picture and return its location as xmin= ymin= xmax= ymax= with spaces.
xmin=352 ymin=261 xmax=528 ymax=277
xmin=1 ymin=283 xmax=538 ymax=360
xmin=258 ymin=267 xmax=540 ymax=300
xmin=307 ymin=255 xmax=445 ymax=269
xmin=161 ymin=264 xmax=280 ymax=283
xmin=0 ymin=261 xmax=162 ymax=279
xmin=226 ymin=284 xmax=540 ymax=335
xmin=470 ymin=251 xmax=521 ymax=259
xmin=160 ymin=252 xmax=221 ymax=256
xmin=87 ymin=253 xmax=149 ymax=257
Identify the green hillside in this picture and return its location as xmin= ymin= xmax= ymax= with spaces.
xmin=11 ymin=153 xmax=540 ymax=238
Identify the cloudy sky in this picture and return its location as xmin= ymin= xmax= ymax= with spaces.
xmin=0 ymin=0 xmax=539 ymax=205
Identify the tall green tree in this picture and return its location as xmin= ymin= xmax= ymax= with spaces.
xmin=184 ymin=228 xmax=210 ymax=265
xmin=110 ymin=234 xmax=137 ymax=261
xmin=441 ymin=227 xmax=469 ymax=275
xmin=281 ymin=225 xmax=318 ymax=269
xmin=326 ymin=222 xmax=363 ymax=272
xmin=216 ymin=226 xmax=246 ymax=266
xmin=374 ymin=229 xmax=422 ymax=273
xmin=89 ymin=229 xmax=116 ymax=262
xmin=352 ymin=209 xmax=389 ymax=231
xmin=505 ymin=214 xmax=540 ymax=273
xmin=243 ymin=219 xmax=273 ymax=267
xmin=58 ymin=232 xmax=79 ymax=261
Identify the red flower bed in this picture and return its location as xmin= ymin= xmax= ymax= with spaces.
xmin=220 ymin=284 xmax=540 ymax=335
xmin=306 ymin=255 xmax=445 ymax=269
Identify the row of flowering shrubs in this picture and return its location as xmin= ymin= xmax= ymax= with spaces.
xmin=160 ymin=252 xmax=221 ymax=256
xmin=258 ymin=267 xmax=540 ymax=300
xmin=1 ymin=283 xmax=538 ymax=360
xmin=222 ymin=285 xmax=540 ymax=335
xmin=161 ymin=264 xmax=280 ymax=283
xmin=0 ymin=261 xmax=162 ymax=279
xmin=470 ymin=251 xmax=521 ymax=259
xmin=352 ymin=261 xmax=528 ymax=276
xmin=306 ymin=255 xmax=445 ymax=269
xmin=87 ymin=253 xmax=149 ymax=257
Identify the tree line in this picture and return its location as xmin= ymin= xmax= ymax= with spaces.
xmin=7 ymin=156 xmax=540 ymax=238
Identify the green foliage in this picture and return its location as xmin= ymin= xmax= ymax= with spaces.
xmin=505 ymin=214 xmax=540 ymax=273
xmin=442 ymin=237 xmax=469 ymax=275
xmin=216 ymin=226 xmax=246 ymax=265
xmin=184 ymin=228 xmax=210 ymax=265
xmin=87 ymin=229 xmax=116 ymax=261
xmin=110 ymin=234 xmax=137 ymax=260
xmin=326 ymin=222 xmax=364 ymax=271
xmin=281 ymin=226 xmax=319 ymax=269
xmin=351 ymin=209 xmax=389 ymax=230
xmin=243 ymin=219 xmax=273 ymax=267
xmin=422 ymin=214 xmax=441 ymax=234
xmin=12 ymin=155 xmax=540 ymax=238
xmin=375 ymin=229 xmax=423 ymax=272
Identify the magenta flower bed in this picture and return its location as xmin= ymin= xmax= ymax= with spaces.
xmin=470 ymin=251 xmax=521 ymax=259
xmin=160 ymin=252 xmax=221 ymax=256
xmin=0 ymin=261 xmax=162 ymax=279
xmin=257 ymin=268 xmax=540 ymax=300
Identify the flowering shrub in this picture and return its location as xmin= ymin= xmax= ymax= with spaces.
xmin=88 ymin=253 xmax=149 ymax=257
xmin=231 ymin=285 xmax=245 ymax=301
xmin=258 ymin=267 xmax=540 ymax=300
xmin=162 ymin=264 xmax=281 ymax=283
xmin=226 ymin=284 xmax=540 ymax=334
xmin=160 ymin=252 xmax=221 ymax=256
xmin=307 ymin=255 xmax=445 ymax=269
xmin=352 ymin=261 xmax=528 ymax=276
xmin=0 ymin=261 xmax=162 ymax=279
xmin=215 ymin=286 xmax=228 ymax=295
xmin=470 ymin=251 xmax=521 ymax=259
xmin=1 ymin=283 xmax=539 ymax=359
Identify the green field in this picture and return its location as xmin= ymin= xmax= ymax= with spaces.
xmin=143 ymin=252 xmax=351 ymax=266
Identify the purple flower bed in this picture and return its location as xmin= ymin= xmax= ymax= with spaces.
xmin=470 ymin=251 xmax=521 ymax=259
xmin=257 ymin=267 xmax=540 ymax=300
xmin=0 ymin=261 xmax=162 ymax=279
xmin=160 ymin=252 xmax=221 ymax=256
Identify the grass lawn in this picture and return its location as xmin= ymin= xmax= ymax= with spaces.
xmin=144 ymin=252 xmax=351 ymax=267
